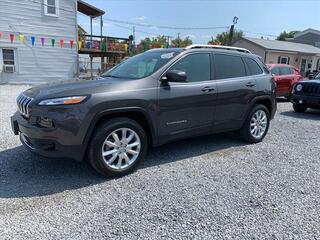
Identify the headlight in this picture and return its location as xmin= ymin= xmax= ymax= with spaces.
xmin=296 ymin=84 xmax=303 ymax=92
xmin=38 ymin=96 xmax=87 ymax=106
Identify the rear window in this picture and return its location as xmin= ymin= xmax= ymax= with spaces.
xmin=244 ymin=57 xmax=263 ymax=76
xmin=270 ymin=67 xmax=280 ymax=76
xmin=214 ymin=54 xmax=246 ymax=79
xmin=279 ymin=67 xmax=292 ymax=75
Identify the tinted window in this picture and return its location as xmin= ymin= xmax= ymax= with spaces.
xmin=102 ymin=51 xmax=180 ymax=79
xmin=169 ymin=53 xmax=210 ymax=82
xmin=244 ymin=58 xmax=263 ymax=75
xmin=279 ymin=67 xmax=292 ymax=75
xmin=270 ymin=67 xmax=280 ymax=75
xmin=214 ymin=54 xmax=246 ymax=79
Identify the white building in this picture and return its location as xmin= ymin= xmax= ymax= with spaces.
xmin=0 ymin=0 xmax=117 ymax=84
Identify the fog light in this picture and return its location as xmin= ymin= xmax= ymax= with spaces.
xmin=299 ymin=100 xmax=303 ymax=104
xmin=37 ymin=117 xmax=54 ymax=128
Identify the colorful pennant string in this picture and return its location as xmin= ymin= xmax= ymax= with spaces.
xmin=19 ymin=34 xmax=24 ymax=44
xmin=10 ymin=34 xmax=14 ymax=43
xmin=31 ymin=36 xmax=36 ymax=46
xmin=41 ymin=37 xmax=45 ymax=47
xmin=70 ymin=40 xmax=74 ymax=49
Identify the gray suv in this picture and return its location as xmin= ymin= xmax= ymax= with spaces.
xmin=11 ymin=45 xmax=277 ymax=177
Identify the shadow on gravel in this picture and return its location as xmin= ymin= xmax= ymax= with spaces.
xmin=0 ymin=133 xmax=245 ymax=198
xmin=281 ymin=110 xmax=320 ymax=120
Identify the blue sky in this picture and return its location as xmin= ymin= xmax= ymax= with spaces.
xmin=78 ymin=0 xmax=320 ymax=44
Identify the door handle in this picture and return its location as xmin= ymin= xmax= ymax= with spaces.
xmin=201 ymin=86 xmax=215 ymax=92
xmin=246 ymin=82 xmax=256 ymax=87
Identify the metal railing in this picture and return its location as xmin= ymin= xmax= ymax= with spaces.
xmin=78 ymin=34 xmax=130 ymax=53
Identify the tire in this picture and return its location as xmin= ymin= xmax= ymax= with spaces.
xmin=240 ymin=104 xmax=270 ymax=144
xmin=88 ymin=117 xmax=148 ymax=177
xmin=293 ymin=104 xmax=307 ymax=113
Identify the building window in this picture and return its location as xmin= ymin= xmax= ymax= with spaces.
xmin=44 ymin=0 xmax=59 ymax=17
xmin=278 ymin=56 xmax=290 ymax=64
xmin=2 ymin=49 xmax=15 ymax=73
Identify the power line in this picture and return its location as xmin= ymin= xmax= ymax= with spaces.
xmin=103 ymin=17 xmax=229 ymax=30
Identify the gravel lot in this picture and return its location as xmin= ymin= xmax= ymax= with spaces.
xmin=1 ymin=84 xmax=320 ymax=239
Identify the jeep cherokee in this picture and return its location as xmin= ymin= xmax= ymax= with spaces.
xmin=11 ymin=45 xmax=277 ymax=177
xmin=291 ymin=72 xmax=320 ymax=112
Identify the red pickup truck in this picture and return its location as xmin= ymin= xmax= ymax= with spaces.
xmin=267 ymin=64 xmax=303 ymax=100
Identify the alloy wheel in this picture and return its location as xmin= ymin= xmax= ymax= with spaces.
xmin=250 ymin=110 xmax=268 ymax=139
xmin=101 ymin=128 xmax=141 ymax=170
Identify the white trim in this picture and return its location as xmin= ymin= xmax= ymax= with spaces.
xmin=279 ymin=56 xmax=289 ymax=64
xmin=44 ymin=0 xmax=59 ymax=17
xmin=1 ymin=48 xmax=17 ymax=73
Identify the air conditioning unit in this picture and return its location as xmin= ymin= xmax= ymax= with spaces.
xmin=4 ymin=65 xmax=15 ymax=73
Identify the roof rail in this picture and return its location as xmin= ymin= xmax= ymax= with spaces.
xmin=185 ymin=44 xmax=252 ymax=54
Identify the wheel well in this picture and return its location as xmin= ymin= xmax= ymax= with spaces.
xmin=91 ymin=111 xmax=154 ymax=147
xmin=255 ymin=99 xmax=272 ymax=115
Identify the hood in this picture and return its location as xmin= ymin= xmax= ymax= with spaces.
xmin=23 ymin=77 xmax=128 ymax=99
xmin=298 ymin=79 xmax=320 ymax=84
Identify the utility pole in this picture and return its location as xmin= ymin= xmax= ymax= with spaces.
xmin=164 ymin=35 xmax=172 ymax=48
xmin=177 ymin=32 xmax=181 ymax=47
xmin=228 ymin=16 xmax=238 ymax=46
xmin=132 ymin=26 xmax=136 ymax=47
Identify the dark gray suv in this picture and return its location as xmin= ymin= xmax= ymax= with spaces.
xmin=11 ymin=45 xmax=277 ymax=177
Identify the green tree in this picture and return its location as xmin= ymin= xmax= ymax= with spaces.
xmin=137 ymin=35 xmax=168 ymax=52
xmin=214 ymin=30 xmax=244 ymax=45
xmin=276 ymin=31 xmax=300 ymax=41
xmin=171 ymin=37 xmax=193 ymax=47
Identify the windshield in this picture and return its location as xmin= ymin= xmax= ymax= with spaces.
xmin=315 ymin=72 xmax=320 ymax=79
xmin=102 ymin=51 xmax=180 ymax=79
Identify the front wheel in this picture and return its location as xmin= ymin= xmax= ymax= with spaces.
xmin=240 ymin=104 xmax=270 ymax=143
xmin=88 ymin=118 xmax=148 ymax=177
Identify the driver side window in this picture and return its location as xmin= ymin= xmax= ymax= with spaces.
xmin=169 ymin=53 xmax=211 ymax=82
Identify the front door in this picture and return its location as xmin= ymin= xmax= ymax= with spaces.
xmin=300 ymin=59 xmax=307 ymax=76
xmin=158 ymin=53 xmax=217 ymax=142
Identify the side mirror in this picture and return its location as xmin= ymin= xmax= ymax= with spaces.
xmin=162 ymin=70 xmax=187 ymax=82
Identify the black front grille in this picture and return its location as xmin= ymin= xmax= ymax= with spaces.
xmin=301 ymin=84 xmax=320 ymax=95
xmin=17 ymin=94 xmax=33 ymax=118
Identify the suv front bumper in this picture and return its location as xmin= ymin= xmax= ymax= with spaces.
xmin=11 ymin=112 xmax=85 ymax=161
xmin=292 ymin=94 xmax=320 ymax=109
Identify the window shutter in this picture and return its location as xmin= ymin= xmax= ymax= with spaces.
xmin=278 ymin=56 xmax=281 ymax=64
xmin=287 ymin=57 xmax=290 ymax=64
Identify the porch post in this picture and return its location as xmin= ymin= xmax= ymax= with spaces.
xmin=90 ymin=16 xmax=93 ymax=48
xmin=100 ymin=16 xmax=104 ymax=71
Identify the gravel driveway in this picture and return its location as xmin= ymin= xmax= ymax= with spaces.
xmin=1 ymin=85 xmax=320 ymax=239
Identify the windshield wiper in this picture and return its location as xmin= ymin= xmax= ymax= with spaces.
xmin=102 ymin=74 xmax=121 ymax=78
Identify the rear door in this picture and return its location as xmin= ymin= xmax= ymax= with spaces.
xmin=278 ymin=66 xmax=294 ymax=96
xmin=158 ymin=52 xmax=217 ymax=141
xmin=213 ymin=53 xmax=258 ymax=130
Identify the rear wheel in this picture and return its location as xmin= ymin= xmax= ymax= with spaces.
xmin=293 ymin=104 xmax=307 ymax=113
xmin=88 ymin=118 xmax=148 ymax=177
xmin=240 ymin=104 xmax=270 ymax=143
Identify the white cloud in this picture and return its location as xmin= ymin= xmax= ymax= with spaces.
xmin=134 ymin=16 xmax=147 ymax=21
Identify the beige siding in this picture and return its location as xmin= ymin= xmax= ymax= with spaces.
xmin=0 ymin=0 xmax=78 ymax=84
xmin=233 ymin=39 xmax=266 ymax=59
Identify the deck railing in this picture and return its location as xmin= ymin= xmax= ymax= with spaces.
xmin=78 ymin=34 xmax=130 ymax=53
